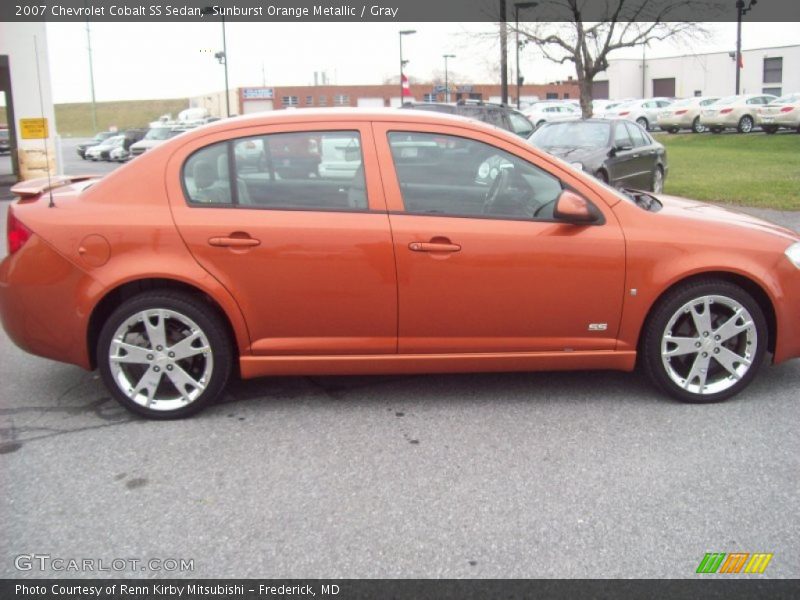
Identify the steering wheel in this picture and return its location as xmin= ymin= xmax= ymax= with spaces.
xmin=482 ymin=168 xmax=510 ymax=215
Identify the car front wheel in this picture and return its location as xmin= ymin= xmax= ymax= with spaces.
xmin=692 ymin=117 xmax=705 ymax=133
xmin=642 ymin=280 xmax=767 ymax=403
xmin=98 ymin=291 xmax=233 ymax=419
xmin=636 ymin=117 xmax=649 ymax=130
xmin=738 ymin=115 xmax=754 ymax=133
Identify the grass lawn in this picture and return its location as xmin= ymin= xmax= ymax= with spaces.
xmin=655 ymin=132 xmax=800 ymax=211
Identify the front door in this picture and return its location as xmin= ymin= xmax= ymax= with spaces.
xmin=373 ymin=124 xmax=626 ymax=354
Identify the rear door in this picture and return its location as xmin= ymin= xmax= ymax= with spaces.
xmin=166 ymin=122 xmax=398 ymax=356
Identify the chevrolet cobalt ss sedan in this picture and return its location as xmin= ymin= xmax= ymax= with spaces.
xmin=2 ymin=109 xmax=799 ymax=418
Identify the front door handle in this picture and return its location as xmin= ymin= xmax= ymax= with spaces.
xmin=409 ymin=240 xmax=461 ymax=253
xmin=208 ymin=235 xmax=261 ymax=248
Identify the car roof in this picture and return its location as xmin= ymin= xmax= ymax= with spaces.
xmin=182 ymin=107 xmax=518 ymax=138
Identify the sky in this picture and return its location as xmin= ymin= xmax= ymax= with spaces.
xmin=44 ymin=21 xmax=799 ymax=103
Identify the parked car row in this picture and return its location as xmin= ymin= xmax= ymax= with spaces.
xmin=79 ymin=125 xmax=196 ymax=163
xmin=660 ymin=93 xmax=799 ymax=134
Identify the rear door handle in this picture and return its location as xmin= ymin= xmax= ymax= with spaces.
xmin=208 ymin=235 xmax=261 ymax=248
xmin=409 ymin=241 xmax=461 ymax=253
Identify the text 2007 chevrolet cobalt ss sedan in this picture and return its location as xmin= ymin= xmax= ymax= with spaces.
xmin=2 ymin=109 xmax=799 ymax=418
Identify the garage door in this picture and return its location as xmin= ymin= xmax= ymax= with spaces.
xmin=653 ymin=78 xmax=676 ymax=97
xmin=357 ymin=97 xmax=386 ymax=108
xmin=592 ymin=80 xmax=609 ymax=99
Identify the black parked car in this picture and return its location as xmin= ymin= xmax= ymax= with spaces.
xmin=529 ymin=119 xmax=668 ymax=193
xmin=77 ymin=131 xmax=116 ymax=159
xmin=403 ymin=100 xmax=536 ymax=138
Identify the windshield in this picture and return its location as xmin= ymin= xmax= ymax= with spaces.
xmin=530 ymin=121 xmax=610 ymax=149
xmin=144 ymin=127 xmax=174 ymax=141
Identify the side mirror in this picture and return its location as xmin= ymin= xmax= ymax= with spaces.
xmin=609 ymin=143 xmax=633 ymax=157
xmin=554 ymin=190 xmax=598 ymax=224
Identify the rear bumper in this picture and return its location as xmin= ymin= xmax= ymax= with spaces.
xmin=0 ymin=235 xmax=97 ymax=369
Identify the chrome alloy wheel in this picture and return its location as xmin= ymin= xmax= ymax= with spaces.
xmin=653 ymin=167 xmax=664 ymax=193
xmin=108 ymin=309 xmax=213 ymax=411
xmin=660 ymin=295 xmax=757 ymax=395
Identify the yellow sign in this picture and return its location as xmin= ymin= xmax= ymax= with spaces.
xmin=20 ymin=118 xmax=49 ymax=140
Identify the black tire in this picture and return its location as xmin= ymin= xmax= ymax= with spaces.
xmin=737 ymin=115 xmax=754 ymax=134
xmin=636 ymin=117 xmax=649 ymax=130
xmin=641 ymin=279 xmax=768 ymax=404
xmin=692 ymin=117 xmax=705 ymax=134
xmin=97 ymin=291 xmax=233 ymax=419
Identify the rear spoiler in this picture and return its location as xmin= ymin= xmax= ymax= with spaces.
xmin=10 ymin=175 xmax=100 ymax=199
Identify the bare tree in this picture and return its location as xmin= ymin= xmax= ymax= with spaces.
xmin=512 ymin=0 xmax=710 ymax=117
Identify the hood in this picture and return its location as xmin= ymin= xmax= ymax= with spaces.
xmin=539 ymin=145 xmax=608 ymax=166
xmin=656 ymin=194 xmax=798 ymax=243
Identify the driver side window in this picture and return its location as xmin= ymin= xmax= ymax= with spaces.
xmin=387 ymin=132 xmax=563 ymax=220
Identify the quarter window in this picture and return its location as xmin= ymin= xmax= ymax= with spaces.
xmin=183 ymin=131 xmax=367 ymax=211
xmin=387 ymin=132 xmax=563 ymax=220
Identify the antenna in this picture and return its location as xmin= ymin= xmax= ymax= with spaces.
xmin=34 ymin=35 xmax=55 ymax=208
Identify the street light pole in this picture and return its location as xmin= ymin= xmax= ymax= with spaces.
xmin=443 ymin=54 xmax=455 ymax=102
xmin=500 ymin=0 xmax=508 ymax=104
xmin=735 ymin=0 xmax=757 ymax=95
xmin=514 ymin=2 xmax=537 ymax=109
xmin=85 ymin=21 xmax=97 ymax=133
xmin=399 ymin=30 xmax=416 ymax=105
xmin=221 ymin=15 xmax=230 ymax=117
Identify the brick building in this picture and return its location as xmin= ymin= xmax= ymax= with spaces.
xmin=192 ymin=81 xmax=580 ymax=117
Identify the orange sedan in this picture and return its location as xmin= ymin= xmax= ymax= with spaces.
xmin=2 ymin=109 xmax=799 ymax=418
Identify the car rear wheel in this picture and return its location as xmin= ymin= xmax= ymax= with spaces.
xmin=651 ymin=165 xmax=664 ymax=194
xmin=692 ymin=117 xmax=705 ymax=134
xmin=642 ymin=280 xmax=767 ymax=403
xmin=636 ymin=117 xmax=649 ymax=130
xmin=98 ymin=291 xmax=233 ymax=419
xmin=737 ymin=115 xmax=754 ymax=133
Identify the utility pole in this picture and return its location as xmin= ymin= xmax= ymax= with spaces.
xmin=443 ymin=54 xmax=455 ymax=102
xmin=514 ymin=2 xmax=537 ymax=109
xmin=500 ymin=0 xmax=508 ymax=104
xmin=85 ymin=21 xmax=97 ymax=132
xmin=735 ymin=0 xmax=757 ymax=95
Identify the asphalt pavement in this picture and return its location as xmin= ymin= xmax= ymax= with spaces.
xmin=0 ymin=139 xmax=798 ymax=579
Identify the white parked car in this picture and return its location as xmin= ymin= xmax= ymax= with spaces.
xmin=700 ymin=94 xmax=777 ymax=133
xmin=129 ymin=126 xmax=185 ymax=157
xmin=603 ymin=98 xmax=673 ymax=131
xmin=657 ymin=96 xmax=721 ymax=134
xmin=756 ymin=93 xmax=800 ymax=134
xmin=84 ymin=135 xmax=125 ymax=161
xmin=523 ymin=101 xmax=581 ymax=128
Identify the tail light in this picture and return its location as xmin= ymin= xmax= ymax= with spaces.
xmin=720 ymin=108 xmax=733 ymax=114
xmin=619 ymin=111 xmax=630 ymax=116
xmin=7 ymin=207 xmax=33 ymax=255
xmin=780 ymin=106 xmax=795 ymax=113
xmin=675 ymin=110 xmax=688 ymax=115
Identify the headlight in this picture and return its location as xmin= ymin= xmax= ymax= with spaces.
xmin=786 ymin=242 xmax=800 ymax=269
xmin=570 ymin=162 xmax=584 ymax=171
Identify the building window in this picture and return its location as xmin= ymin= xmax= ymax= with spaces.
xmin=333 ymin=95 xmax=350 ymax=106
xmin=763 ymin=87 xmax=782 ymax=96
xmin=694 ymin=90 xmax=702 ymax=97
xmin=546 ymin=92 xmax=558 ymax=99
xmin=423 ymin=93 xmax=436 ymax=102
xmin=305 ymin=95 xmax=314 ymax=106
xmin=318 ymin=96 xmax=328 ymax=106
xmin=763 ymin=57 xmax=782 ymax=84
xmin=563 ymin=93 xmax=570 ymax=99
xmin=282 ymin=96 xmax=299 ymax=107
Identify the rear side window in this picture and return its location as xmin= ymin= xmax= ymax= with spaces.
xmin=626 ymin=122 xmax=650 ymax=147
xmin=183 ymin=141 xmax=232 ymax=205
xmin=387 ymin=131 xmax=563 ymax=220
xmin=182 ymin=131 xmax=367 ymax=211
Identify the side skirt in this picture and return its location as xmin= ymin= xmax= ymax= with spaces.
xmin=240 ymin=350 xmax=637 ymax=379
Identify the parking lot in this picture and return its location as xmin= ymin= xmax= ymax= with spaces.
xmin=1 ymin=137 xmax=799 ymax=579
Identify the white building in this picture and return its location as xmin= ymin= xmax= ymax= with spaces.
xmin=0 ymin=22 xmax=59 ymax=180
xmin=593 ymin=44 xmax=800 ymax=100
